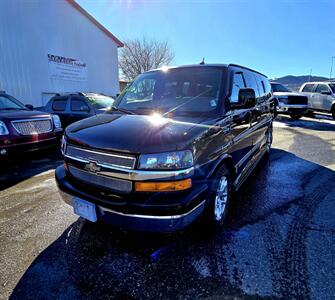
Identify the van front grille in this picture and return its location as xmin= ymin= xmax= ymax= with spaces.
xmin=66 ymin=145 xmax=136 ymax=169
xmin=68 ymin=165 xmax=132 ymax=193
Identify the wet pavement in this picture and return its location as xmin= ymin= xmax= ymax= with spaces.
xmin=0 ymin=114 xmax=335 ymax=299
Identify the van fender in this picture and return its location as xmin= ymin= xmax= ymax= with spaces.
xmin=204 ymin=153 xmax=236 ymax=181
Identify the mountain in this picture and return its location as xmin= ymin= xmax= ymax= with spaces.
xmin=271 ymin=75 xmax=330 ymax=91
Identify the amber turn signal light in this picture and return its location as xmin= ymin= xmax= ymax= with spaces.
xmin=135 ymin=179 xmax=192 ymax=192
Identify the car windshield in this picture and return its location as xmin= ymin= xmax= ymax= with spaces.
xmin=271 ymin=83 xmax=291 ymax=93
xmin=86 ymin=95 xmax=115 ymax=109
xmin=0 ymin=94 xmax=27 ymax=110
xmin=116 ymin=67 xmax=223 ymax=116
xmin=329 ymin=84 xmax=335 ymax=93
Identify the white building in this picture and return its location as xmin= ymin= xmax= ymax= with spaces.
xmin=0 ymin=0 xmax=123 ymax=107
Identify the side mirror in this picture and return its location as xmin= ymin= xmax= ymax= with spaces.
xmin=320 ymin=90 xmax=331 ymax=95
xmin=231 ymin=88 xmax=256 ymax=109
xmin=25 ymin=104 xmax=34 ymax=110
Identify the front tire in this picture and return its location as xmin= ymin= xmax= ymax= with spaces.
xmin=289 ymin=112 xmax=303 ymax=120
xmin=204 ymin=165 xmax=232 ymax=229
xmin=331 ymin=105 xmax=335 ymax=120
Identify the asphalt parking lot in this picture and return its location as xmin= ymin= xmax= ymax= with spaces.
xmin=0 ymin=114 xmax=334 ymax=300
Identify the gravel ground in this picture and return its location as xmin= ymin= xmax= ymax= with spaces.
xmin=0 ymin=114 xmax=334 ymax=300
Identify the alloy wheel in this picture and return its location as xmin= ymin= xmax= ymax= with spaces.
xmin=214 ymin=176 xmax=228 ymax=221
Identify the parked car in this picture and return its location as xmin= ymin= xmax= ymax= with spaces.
xmin=270 ymin=82 xmax=308 ymax=119
xmin=56 ymin=64 xmax=275 ymax=232
xmin=299 ymin=81 xmax=335 ymax=119
xmin=44 ymin=93 xmax=115 ymax=128
xmin=0 ymin=91 xmax=62 ymax=156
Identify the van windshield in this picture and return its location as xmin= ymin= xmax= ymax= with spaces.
xmin=116 ymin=67 xmax=223 ymax=116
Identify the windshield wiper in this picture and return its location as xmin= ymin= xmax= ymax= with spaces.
xmin=110 ymin=106 xmax=135 ymax=115
xmin=162 ymin=87 xmax=214 ymax=117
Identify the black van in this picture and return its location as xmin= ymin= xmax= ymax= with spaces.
xmin=56 ymin=64 xmax=275 ymax=232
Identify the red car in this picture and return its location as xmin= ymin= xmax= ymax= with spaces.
xmin=0 ymin=92 xmax=63 ymax=156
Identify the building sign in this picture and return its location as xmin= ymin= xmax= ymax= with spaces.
xmin=48 ymin=54 xmax=87 ymax=82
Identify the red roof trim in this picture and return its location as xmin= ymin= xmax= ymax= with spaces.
xmin=66 ymin=0 xmax=124 ymax=48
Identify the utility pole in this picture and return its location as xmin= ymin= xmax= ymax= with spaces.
xmin=330 ymin=56 xmax=335 ymax=80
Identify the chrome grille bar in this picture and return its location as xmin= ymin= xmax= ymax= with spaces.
xmin=66 ymin=145 xmax=136 ymax=169
xmin=12 ymin=118 xmax=52 ymax=135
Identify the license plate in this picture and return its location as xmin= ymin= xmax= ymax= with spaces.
xmin=72 ymin=197 xmax=97 ymax=222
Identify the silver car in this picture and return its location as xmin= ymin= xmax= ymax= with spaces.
xmin=271 ymin=82 xmax=308 ymax=119
xmin=299 ymin=82 xmax=335 ymax=119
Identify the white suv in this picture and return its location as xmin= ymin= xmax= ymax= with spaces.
xmin=299 ymin=82 xmax=335 ymax=119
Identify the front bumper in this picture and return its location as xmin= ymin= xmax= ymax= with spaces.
xmin=55 ymin=165 xmax=208 ymax=232
xmin=277 ymin=104 xmax=308 ymax=113
xmin=0 ymin=129 xmax=63 ymax=155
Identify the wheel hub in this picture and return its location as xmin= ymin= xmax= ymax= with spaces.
xmin=214 ymin=176 xmax=228 ymax=221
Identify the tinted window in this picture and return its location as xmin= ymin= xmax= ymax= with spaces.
xmin=315 ymin=84 xmax=330 ymax=94
xmin=302 ymin=84 xmax=315 ymax=93
xmin=52 ymin=98 xmax=67 ymax=111
xmin=230 ymin=72 xmax=245 ymax=103
xmin=71 ymin=98 xmax=90 ymax=112
xmin=255 ymin=75 xmax=267 ymax=102
xmin=329 ymin=84 xmax=335 ymax=93
xmin=244 ymin=71 xmax=260 ymax=99
xmin=0 ymin=94 xmax=27 ymax=110
xmin=263 ymin=79 xmax=272 ymax=98
xmin=118 ymin=67 xmax=223 ymax=116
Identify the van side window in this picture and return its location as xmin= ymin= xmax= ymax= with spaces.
xmin=230 ymin=72 xmax=245 ymax=103
xmin=244 ymin=72 xmax=260 ymax=101
xmin=302 ymin=84 xmax=315 ymax=93
xmin=262 ymin=79 xmax=272 ymax=100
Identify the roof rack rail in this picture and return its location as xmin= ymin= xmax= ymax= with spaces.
xmin=228 ymin=64 xmax=267 ymax=78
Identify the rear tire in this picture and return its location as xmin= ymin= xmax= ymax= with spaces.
xmin=265 ymin=122 xmax=273 ymax=154
xmin=332 ymin=105 xmax=335 ymax=120
xmin=289 ymin=112 xmax=303 ymax=120
xmin=203 ymin=165 xmax=232 ymax=229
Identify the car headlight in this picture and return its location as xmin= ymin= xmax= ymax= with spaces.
xmin=52 ymin=114 xmax=62 ymax=129
xmin=0 ymin=121 xmax=9 ymax=135
xmin=61 ymin=135 xmax=67 ymax=155
xmin=138 ymin=150 xmax=193 ymax=170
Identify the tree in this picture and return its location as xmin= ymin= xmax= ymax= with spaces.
xmin=119 ymin=37 xmax=174 ymax=81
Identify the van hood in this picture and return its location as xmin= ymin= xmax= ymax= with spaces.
xmin=65 ymin=113 xmax=217 ymax=154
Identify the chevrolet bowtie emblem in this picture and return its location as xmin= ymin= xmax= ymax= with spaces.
xmin=85 ymin=161 xmax=101 ymax=173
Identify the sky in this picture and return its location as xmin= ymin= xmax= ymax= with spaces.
xmin=77 ymin=0 xmax=335 ymax=79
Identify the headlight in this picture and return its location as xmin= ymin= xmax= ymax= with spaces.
xmin=138 ymin=150 xmax=193 ymax=170
xmin=61 ymin=135 xmax=66 ymax=155
xmin=0 ymin=121 xmax=9 ymax=135
xmin=52 ymin=114 xmax=62 ymax=129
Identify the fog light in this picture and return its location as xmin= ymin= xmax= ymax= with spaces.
xmin=135 ymin=179 xmax=192 ymax=192
xmin=0 ymin=149 xmax=7 ymax=155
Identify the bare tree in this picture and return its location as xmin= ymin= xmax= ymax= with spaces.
xmin=119 ymin=37 xmax=174 ymax=81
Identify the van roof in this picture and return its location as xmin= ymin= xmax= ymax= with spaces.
xmin=147 ymin=64 xmax=268 ymax=78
